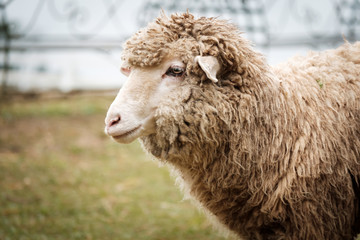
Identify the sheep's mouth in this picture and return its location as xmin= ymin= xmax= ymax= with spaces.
xmin=112 ymin=125 xmax=142 ymax=140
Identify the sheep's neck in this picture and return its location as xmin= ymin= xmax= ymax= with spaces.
xmin=140 ymin=69 xmax=282 ymax=235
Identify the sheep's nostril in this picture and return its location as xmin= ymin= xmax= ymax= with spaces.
xmin=106 ymin=116 xmax=121 ymax=132
xmin=109 ymin=116 xmax=121 ymax=127
xmin=105 ymin=114 xmax=122 ymax=135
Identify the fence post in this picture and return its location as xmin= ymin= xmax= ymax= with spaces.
xmin=0 ymin=3 xmax=11 ymax=99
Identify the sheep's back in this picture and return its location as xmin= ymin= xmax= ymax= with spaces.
xmin=271 ymin=42 xmax=360 ymax=177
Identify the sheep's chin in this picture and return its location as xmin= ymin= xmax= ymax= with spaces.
xmin=111 ymin=125 xmax=142 ymax=144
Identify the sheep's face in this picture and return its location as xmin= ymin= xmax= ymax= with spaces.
xmin=105 ymin=58 xmax=187 ymax=143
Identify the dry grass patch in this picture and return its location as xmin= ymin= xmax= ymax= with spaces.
xmin=0 ymin=94 xmax=228 ymax=240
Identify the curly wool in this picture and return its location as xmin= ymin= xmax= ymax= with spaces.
xmin=123 ymin=13 xmax=360 ymax=240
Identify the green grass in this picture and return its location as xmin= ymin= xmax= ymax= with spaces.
xmin=0 ymin=95 xmax=228 ymax=240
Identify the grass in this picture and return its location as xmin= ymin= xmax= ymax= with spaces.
xmin=2 ymin=94 xmax=358 ymax=240
xmin=0 ymin=94 xmax=228 ymax=240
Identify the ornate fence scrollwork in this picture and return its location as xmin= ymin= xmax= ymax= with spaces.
xmin=0 ymin=0 xmax=359 ymax=97
xmin=137 ymin=0 xmax=271 ymax=46
xmin=335 ymin=0 xmax=360 ymax=40
xmin=0 ymin=0 xmax=126 ymax=97
xmin=138 ymin=0 xmax=359 ymax=46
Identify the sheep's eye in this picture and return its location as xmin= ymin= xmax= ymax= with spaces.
xmin=165 ymin=66 xmax=185 ymax=77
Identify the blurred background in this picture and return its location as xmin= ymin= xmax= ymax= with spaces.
xmin=1 ymin=0 xmax=359 ymax=94
xmin=0 ymin=0 xmax=359 ymax=240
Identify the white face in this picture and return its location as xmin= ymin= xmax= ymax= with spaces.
xmin=104 ymin=58 xmax=186 ymax=143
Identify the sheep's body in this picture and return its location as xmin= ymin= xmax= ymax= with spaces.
xmin=140 ymin=42 xmax=360 ymax=239
xmin=107 ymin=13 xmax=360 ymax=239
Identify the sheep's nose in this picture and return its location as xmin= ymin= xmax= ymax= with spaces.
xmin=109 ymin=116 xmax=121 ymax=127
xmin=105 ymin=115 xmax=121 ymax=133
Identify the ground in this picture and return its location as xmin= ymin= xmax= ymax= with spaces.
xmin=0 ymin=93 xmax=229 ymax=240
xmin=1 ymin=93 xmax=358 ymax=240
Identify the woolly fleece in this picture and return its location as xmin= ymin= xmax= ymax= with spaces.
xmin=121 ymin=13 xmax=360 ymax=240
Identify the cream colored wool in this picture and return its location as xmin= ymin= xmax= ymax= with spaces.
xmin=121 ymin=13 xmax=360 ymax=239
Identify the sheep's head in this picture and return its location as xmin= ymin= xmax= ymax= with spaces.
xmin=105 ymin=52 xmax=221 ymax=143
xmin=105 ymin=12 xmax=265 ymax=144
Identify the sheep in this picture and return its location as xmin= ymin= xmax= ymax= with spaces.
xmin=104 ymin=12 xmax=360 ymax=240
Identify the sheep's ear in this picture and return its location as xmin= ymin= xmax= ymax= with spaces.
xmin=195 ymin=56 xmax=220 ymax=83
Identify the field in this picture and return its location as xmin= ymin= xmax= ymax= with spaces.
xmin=0 ymin=93 xmax=229 ymax=240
